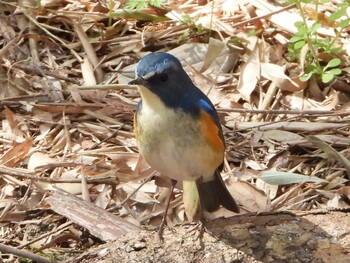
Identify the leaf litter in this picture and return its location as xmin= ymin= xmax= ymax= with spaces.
xmin=0 ymin=0 xmax=350 ymax=261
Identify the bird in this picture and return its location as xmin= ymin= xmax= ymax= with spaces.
xmin=129 ymin=52 xmax=239 ymax=240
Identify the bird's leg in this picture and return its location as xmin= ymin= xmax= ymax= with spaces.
xmin=196 ymin=177 xmax=206 ymax=238
xmin=158 ymin=179 xmax=177 ymax=242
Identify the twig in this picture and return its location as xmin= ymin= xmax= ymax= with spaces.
xmin=0 ymin=243 xmax=54 ymax=263
xmin=0 ymin=165 xmax=119 ymax=185
xmin=12 ymin=64 xmax=81 ymax=84
xmin=74 ymin=23 xmax=103 ymax=83
xmin=232 ymin=4 xmax=296 ymax=28
xmin=107 ymin=173 xmax=155 ymax=211
xmin=89 ymin=124 xmax=126 ymax=150
xmin=230 ymin=121 xmax=350 ymax=132
xmin=78 ymin=83 xmax=137 ymax=90
xmin=0 ymin=94 xmax=51 ymax=102
xmin=17 ymin=221 xmax=74 ymax=249
xmin=0 ymin=27 xmax=25 ymax=59
xmin=219 ymin=108 xmax=350 ymax=116
xmin=23 ymin=11 xmax=82 ymax=62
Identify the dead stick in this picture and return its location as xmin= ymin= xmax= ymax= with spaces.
xmin=218 ymin=108 xmax=350 ymax=116
xmin=0 ymin=243 xmax=54 ymax=263
xmin=232 ymin=4 xmax=296 ymax=28
xmin=16 ymin=221 xmax=74 ymax=249
xmin=0 ymin=165 xmax=119 ymax=185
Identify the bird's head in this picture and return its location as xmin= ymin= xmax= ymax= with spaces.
xmin=129 ymin=52 xmax=194 ymax=109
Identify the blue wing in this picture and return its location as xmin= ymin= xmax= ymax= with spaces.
xmin=198 ymin=98 xmax=218 ymax=121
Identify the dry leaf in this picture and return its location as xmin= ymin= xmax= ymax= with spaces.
xmin=228 ymin=180 xmax=270 ymax=212
xmin=27 ymin=152 xmax=57 ymax=171
xmin=237 ymin=37 xmax=260 ymax=101
xmin=261 ymin=63 xmax=306 ymax=92
xmin=306 ymin=136 xmax=350 ymax=179
xmin=262 ymin=130 xmax=303 ymax=142
xmin=0 ymin=139 xmax=33 ymax=167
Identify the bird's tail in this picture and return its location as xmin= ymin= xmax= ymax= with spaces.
xmin=197 ymin=170 xmax=240 ymax=213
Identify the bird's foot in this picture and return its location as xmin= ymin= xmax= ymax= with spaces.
xmin=157 ymin=217 xmax=167 ymax=243
xmin=186 ymin=219 xmax=212 ymax=239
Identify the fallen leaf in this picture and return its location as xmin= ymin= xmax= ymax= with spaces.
xmin=237 ymin=37 xmax=260 ymax=101
xmin=27 ymin=152 xmax=57 ymax=171
xmin=228 ymin=180 xmax=270 ymax=212
xmin=262 ymin=130 xmax=303 ymax=142
xmin=306 ymin=135 xmax=350 ymax=179
xmin=0 ymin=138 xmax=33 ymax=167
xmin=260 ymin=170 xmax=328 ymax=185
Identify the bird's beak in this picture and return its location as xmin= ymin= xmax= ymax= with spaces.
xmin=128 ymin=71 xmax=156 ymax=86
xmin=128 ymin=77 xmax=146 ymax=86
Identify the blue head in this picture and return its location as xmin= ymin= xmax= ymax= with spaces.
xmin=131 ymin=52 xmax=225 ymax=149
xmin=130 ymin=52 xmax=198 ymax=109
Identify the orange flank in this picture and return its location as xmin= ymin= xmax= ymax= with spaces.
xmin=199 ymin=109 xmax=225 ymax=154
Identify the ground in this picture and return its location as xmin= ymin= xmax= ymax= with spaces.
xmin=1 ymin=0 xmax=350 ymax=262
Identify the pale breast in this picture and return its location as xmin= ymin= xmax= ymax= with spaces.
xmin=136 ymin=102 xmax=223 ymax=182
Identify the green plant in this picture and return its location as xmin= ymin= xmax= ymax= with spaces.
xmin=178 ymin=24 xmax=209 ymax=43
xmin=247 ymin=29 xmax=263 ymax=37
xmin=286 ymin=0 xmax=349 ymax=83
xmin=301 ymin=58 xmax=342 ymax=83
xmin=125 ymin=0 xmax=164 ymax=10
xmin=108 ymin=0 xmax=115 ymax=26
xmin=20 ymin=258 xmax=33 ymax=263
xmin=176 ymin=15 xmax=211 ymax=44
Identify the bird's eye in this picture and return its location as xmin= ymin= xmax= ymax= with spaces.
xmin=159 ymin=73 xmax=168 ymax=82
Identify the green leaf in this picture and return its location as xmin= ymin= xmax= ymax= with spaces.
xmin=182 ymin=14 xmax=192 ymax=24
xmin=326 ymin=58 xmax=341 ymax=68
xmin=248 ymin=29 xmax=261 ymax=37
xmin=259 ymin=170 xmax=328 ymax=185
xmin=294 ymin=21 xmax=307 ymax=34
xmin=321 ymin=72 xmax=334 ymax=83
xmin=125 ymin=0 xmax=148 ymax=10
xmin=329 ymin=46 xmax=343 ymax=54
xmin=150 ymin=0 xmax=163 ymax=7
xmin=283 ymin=0 xmax=296 ymax=4
xmin=309 ymin=23 xmax=321 ymax=34
xmin=294 ymin=40 xmax=305 ymax=49
xmin=328 ymin=68 xmax=342 ymax=75
xmin=300 ymin=72 xmax=313 ymax=82
xmin=339 ymin=18 xmax=350 ymax=29
xmin=306 ymin=63 xmax=322 ymax=74
xmin=329 ymin=6 xmax=347 ymax=21
xmin=294 ymin=21 xmax=304 ymax=28
xmin=290 ymin=35 xmax=304 ymax=43
xmin=112 ymin=10 xmax=169 ymax=21
xmin=125 ymin=0 xmax=164 ymax=10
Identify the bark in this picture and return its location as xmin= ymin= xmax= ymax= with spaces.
xmin=49 ymin=187 xmax=140 ymax=241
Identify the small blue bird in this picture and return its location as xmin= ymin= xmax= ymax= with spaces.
xmin=130 ymin=52 xmax=239 ymax=238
